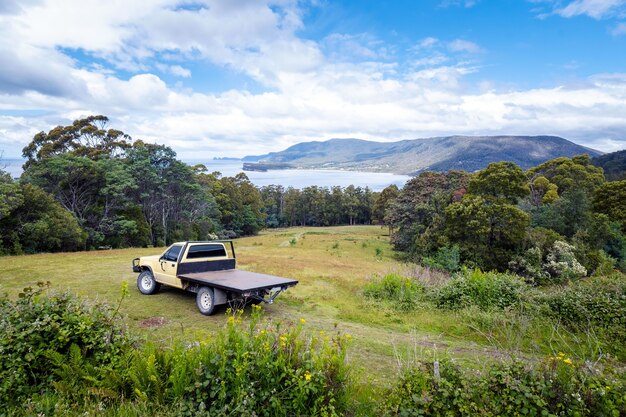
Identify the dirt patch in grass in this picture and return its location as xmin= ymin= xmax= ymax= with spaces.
xmin=139 ymin=316 xmax=168 ymax=328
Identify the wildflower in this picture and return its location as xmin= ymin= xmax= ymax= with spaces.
xmin=300 ymin=318 xmax=306 ymax=325
xmin=563 ymin=359 xmax=573 ymax=365
xmin=304 ymin=371 xmax=311 ymax=381
xmin=345 ymin=334 xmax=352 ymax=340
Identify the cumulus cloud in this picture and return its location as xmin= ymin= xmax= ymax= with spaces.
xmin=0 ymin=0 xmax=624 ymax=160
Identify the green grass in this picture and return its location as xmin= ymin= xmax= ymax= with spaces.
xmin=0 ymin=226 xmax=617 ymax=388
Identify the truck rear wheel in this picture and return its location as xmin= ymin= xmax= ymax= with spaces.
xmin=137 ymin=270 xmax=160 ymax=295
xmin=197 ymin=286 xmax=216 ymax=315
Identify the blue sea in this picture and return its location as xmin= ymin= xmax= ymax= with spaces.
xmin=2 ymin=158 xmax=411 ymax=191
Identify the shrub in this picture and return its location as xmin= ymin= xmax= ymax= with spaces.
xmin=538 ymin=275 xmax=626 ymax=354
xmin=422 ymin=245 xmax=460 ymax=272
xmin=0 ymin=282 xmax=134 ymax=406
xmin=1 ymin=290 xmax=353 ymax=416
xmin=119 ymin=307 xmax=353 ymax=416
xmin=509 ymin=240 xmax=588 ymax=285
xmin=544 ymin=240 xmax=587 ymax=283
xmin=433 ymin=268 xmax=528 ymax=310
xmin=363 ymin=273 xmax=424 ymax=311
xmin=508 ymin=246 xmax=550 ymax=284
xmin=379 ymin=358 xmax=626 ymax=416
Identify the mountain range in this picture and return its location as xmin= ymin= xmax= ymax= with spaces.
xmin=243 ymin=136 xmax=602 ymax=175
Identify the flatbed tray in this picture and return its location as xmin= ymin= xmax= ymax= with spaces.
xmin=179 ymin=269 xmax=298 ymax=293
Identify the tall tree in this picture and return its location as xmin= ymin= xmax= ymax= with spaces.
xmin=373 ymin=184 xmax=399 ymax=231
xmin=22 ymin=115 xmax=131 ymax=167
xmin=593 ymin=180 xmax=626 ymax=233
xmin=468 ymin=161 xmax=529 ymax=203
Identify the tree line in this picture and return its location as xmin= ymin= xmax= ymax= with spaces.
xmin=0 ymin=116 xmax=377 ymax=254
xmin=381 ymin=157 xmax=626 ymax=279
xmin=1 ymin=114 xmax=624 ymax=277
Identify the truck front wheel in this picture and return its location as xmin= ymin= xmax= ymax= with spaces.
xmin=197 ymin=287 xmax=216 ymax=316
xmin=137 ymin=270 xmax=160 ymax=295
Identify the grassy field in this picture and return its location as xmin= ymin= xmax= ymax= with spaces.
xmin=0 ymin=226 xmax=576 ymax=387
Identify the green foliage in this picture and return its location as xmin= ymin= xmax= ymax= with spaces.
xmin=0 ymin=283 xmax=134 ymax=405
xmin=468 ymin=161 xmax=530 ymax=203
xmin=198 ymin=171 xmax=264 ymax=236
xmin=529 ymin=154 xmax=605 ymax=197
xmin=1 ymin=289 xmax=353 ymax=416
xmin=22 ymin=115 xmax=131 ymax=166
xmin=0 ymin=183 xmax=86 ymax=254
xmin=373 ymin=184 xmax=399 ymax=225
xmin=260 ymin=184 xmax=375 ymax=228
xmin=544 ymin=240 xmax=587 ymax=282
xmin=537 ymin=276 xmax=626 ymax=353
xmin=433 ymin=269 xmax=528 ymax=310
xmin=593 ymin=179 xmax=626 ymax=233
xmin=445 ymin=195 xmax=530 ymax=271
xmin=363 ymin=273 xmax=424 ymax=311
xmin=511 ymin=239 xmax=589 ymax=285
xmin=379 ymin=359 xmax=626 ymax=416
xmin=592 ymin=149 xmax=626 ymax=182
xmin=0 ymin=169 xmax=23 ymax=221
xmin=387 ymin=171 xmax=469 ymax=256
xmin=157 ymin=308 xmax=351 ymax=416
xmin=422 ymin=245 xmax=460 ymax=272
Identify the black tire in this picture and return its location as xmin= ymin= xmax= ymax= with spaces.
xmin=196 ymin=286 xmax=216 ymax=316
xmin=137 ymin=270 xmax=160 ymax=295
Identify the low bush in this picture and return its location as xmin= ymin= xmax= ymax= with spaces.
xmin=0 ymin=282 xmax=134 ymax=406
xmin=537 ymin=275 xmax=626 ymax=354
xmin=422 ymin=245 xmax=461 ymax=272
xmin=379 ymin=358 xmax=626 ymax=416
xmin=121 ymin=307 xmax=353 ymax=416
xmin=1 ymin=287 xmax=353 ymax=416
xmin=433 ymin=268 xmax=529 ymax=310
xmin=363 ymin=273 xmax=424 ymax=311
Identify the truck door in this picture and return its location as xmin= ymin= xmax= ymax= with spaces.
xmin=155 ymin=244 xmax=183 ymax=287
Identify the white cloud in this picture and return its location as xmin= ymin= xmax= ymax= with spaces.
xmin=447 ymin=39 xmax=484 ymax=54
xmin=544 ymin=0 xmax=626 ymax=19
xmin=0 ymin=0 xmax=624 ymax=160
xmin=156 ymin=64 xmax=192 ymax=77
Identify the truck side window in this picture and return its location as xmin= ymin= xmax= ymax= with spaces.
xmin=163 ymin=245 xmax=182 ymax=262
xmin=187 ymin=244 xmax=227 ymax=259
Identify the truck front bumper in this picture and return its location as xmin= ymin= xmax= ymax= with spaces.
xmin=132 ymin=258 xmax=141 ymax=273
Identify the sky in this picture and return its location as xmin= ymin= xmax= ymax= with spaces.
xmin=0 ymin=0 xmax=625 ymax=160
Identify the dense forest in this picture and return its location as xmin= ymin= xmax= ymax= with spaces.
xmin=383 ymin=157 xmax=626 ymax=278
xmin=1 ymin=115 xmax=625 ymax=281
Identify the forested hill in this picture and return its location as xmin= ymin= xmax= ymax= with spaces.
xmin=244 ymin=136 xmax=602 ymax=175
xmin=593 ymin=149 xmax=626 ymax=181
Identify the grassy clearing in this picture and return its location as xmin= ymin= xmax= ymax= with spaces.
xmin=0 ymin=226 xmax=617 ymax=389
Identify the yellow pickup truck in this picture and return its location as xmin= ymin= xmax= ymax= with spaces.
xmin=132 ymin=241 xmax=298 ymax=315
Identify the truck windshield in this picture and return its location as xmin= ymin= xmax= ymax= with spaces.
xmin=163 ymin=245 xmax=182 ymax=262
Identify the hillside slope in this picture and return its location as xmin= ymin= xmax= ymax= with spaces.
xmin=593 ymin=149 xmax=626 ymax=181
xmin=244 ymin=136 xmax=602 ymax=174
